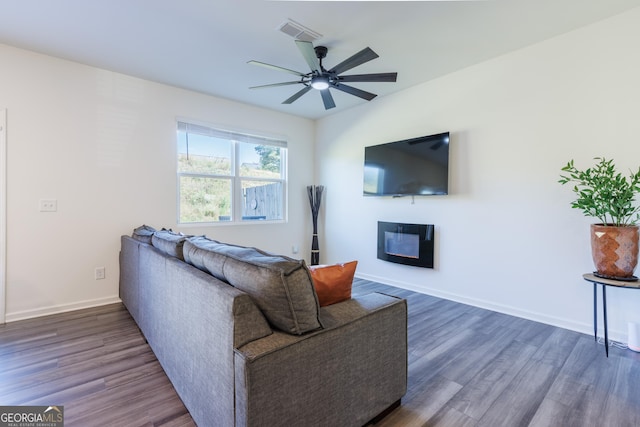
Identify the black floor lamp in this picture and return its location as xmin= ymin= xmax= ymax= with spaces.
xmin=307 ymin=185 xmax=324 ymax=265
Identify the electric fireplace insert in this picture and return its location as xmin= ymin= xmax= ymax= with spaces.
xmin=377 ymin=221 xmax=434 ymax=268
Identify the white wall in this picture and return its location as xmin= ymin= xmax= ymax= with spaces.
xmin=0 ymin=43 xmax=315 ymax=321
xmin=316 ymin=7 xmax=640 ymax=341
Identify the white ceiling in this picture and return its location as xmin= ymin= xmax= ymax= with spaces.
xmin=1 ymin=0 xmax=639 ymax=120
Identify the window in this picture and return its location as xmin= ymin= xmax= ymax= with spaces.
xmin=177 ymin=121 xmax=287 ymax=224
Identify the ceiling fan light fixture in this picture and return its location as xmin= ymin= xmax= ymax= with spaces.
xmin=310 ymin=75 xmax=330 ymax=90
xmin=248 ymin=40 xmax=397 ymax=110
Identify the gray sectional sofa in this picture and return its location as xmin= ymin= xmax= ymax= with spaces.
xmin=119 ymin=227 xmax=407 ymax=427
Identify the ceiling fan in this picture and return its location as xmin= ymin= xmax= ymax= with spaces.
xmin=248 ymin=40 xmax=398 ymax=110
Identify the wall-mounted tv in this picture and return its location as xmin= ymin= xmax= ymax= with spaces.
xmin=363 ymin=132 xmax=450 ymax=197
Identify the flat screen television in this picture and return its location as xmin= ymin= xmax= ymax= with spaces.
xmin=363 ymin=132 xmax=450 ymax=197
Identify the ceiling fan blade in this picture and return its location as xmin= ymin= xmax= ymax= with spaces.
xmin=283 ymin=85 xmax=312 ymax=104
xmin=320 ymin=90 xmax=336 ymax=110
xmin=331 ymin=83 xmax=377 ymax=101
xmin=247 ymin=60 xmax=307 ymax=78
xmin=329 ymin=47 xmax=379 ymax=75
xmin=295 ymin=40 xmax=322 ymax=74
xmin=337 ymin=72 xmax=397 ymax=83
xmin=250 ymin=81 xmax=303 ymax=89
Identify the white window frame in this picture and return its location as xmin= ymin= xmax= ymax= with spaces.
xmin=177 ymin=121 xmax=287 ymax=225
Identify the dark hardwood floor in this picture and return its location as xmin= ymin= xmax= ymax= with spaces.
xmin=2 ymin=279 xmax=640 ymax=426
xmin=0 ymin=303 xmax=195 ymax=426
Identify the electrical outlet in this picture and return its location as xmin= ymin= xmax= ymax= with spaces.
xmin=95 ymin=267 xmax=106 ymax=280
xmin=39 ymin=199 xmax=57 ymax=212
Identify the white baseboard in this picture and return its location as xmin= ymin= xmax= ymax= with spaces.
xmin=355 ymin=272 xmax=628 ymax=343
xmin=4 ymin=296 xmax=122 ymax=323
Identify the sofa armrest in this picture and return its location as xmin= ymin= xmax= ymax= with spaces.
xmin=234 ymin=292 xmax=407 ymax=427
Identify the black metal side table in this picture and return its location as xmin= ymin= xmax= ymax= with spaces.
xmin=583 ymin=273 xmax=640 ymax=357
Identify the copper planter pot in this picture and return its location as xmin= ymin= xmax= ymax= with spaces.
xmin=590 ymin=224 xmax=639 ymax=279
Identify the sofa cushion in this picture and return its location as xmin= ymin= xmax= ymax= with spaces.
xmin=132 ymin=224 xmax=156 ymax=244
xmin=183 ymin=236 xmax=243 ymax=281
xmin=184 ymin=236 xmax=322 ymax=335
xmin=152 ymin=229 xmax=189 ymax=261
xmin=309 ymin=261 xmax=357 ymax=307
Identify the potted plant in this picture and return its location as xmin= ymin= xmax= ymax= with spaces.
xmin=559 ymin=157 xmax=640 ymax=279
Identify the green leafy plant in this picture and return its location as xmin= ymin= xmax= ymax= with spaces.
xmin=559 ymin=157 xmax=640 ymax=226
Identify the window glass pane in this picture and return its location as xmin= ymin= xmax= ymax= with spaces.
xmin=177 ymin=121 xmax=287 ymax=224
xmin=178 ymin=131 xmax=232 ymax=175
xmin=179 ymin=176 xmax=232 ymax=223
xmin=239 ymin=143 xmax=281 ymax=178
xmin=241 ymin=180 xmax=283 ymax=221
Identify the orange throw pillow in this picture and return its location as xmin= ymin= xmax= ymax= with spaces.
xmin=309 ymin=261 xmax=358 ymax=307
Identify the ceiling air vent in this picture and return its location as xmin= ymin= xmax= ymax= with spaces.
xmin=277 ymin=19 xmax=322 ymax=42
